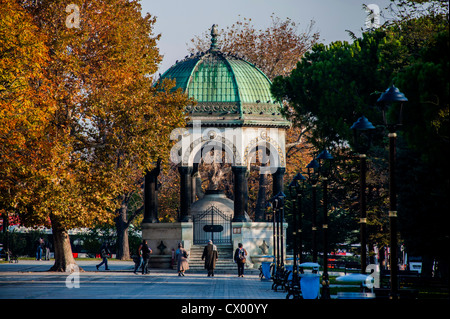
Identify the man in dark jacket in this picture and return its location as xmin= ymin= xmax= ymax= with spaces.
xmin=96 ymin=242 xmax=111 ymax=270
xmin=202 ymin=240 xmax=218 ymax=277
xmin=138 ymin=240 xmax=152 ymax=274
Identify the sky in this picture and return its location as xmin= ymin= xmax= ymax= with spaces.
xmin=140 ymin=0 xmax=394 ymax=75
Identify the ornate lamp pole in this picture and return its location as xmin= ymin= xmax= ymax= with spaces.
xmin=377 ymin=85 xmax=408 ymax=299
xmin=306 ymin=159 xmax=320 ymax=263
xmin=351 ymin=116 xmax=375 ymax=274
xmin=316 ymin=149 xmax=334 ymax=300
xmin=289 ymin=173 xmax=306 ymax=283
xmin=271 ymin=198 xmax=279 ymax=272
xmin=270 ymin=191 xmax=286 ymax=274
xmin=276 ymin=191 xmax=286 ymax=269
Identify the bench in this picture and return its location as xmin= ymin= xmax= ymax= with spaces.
xmin=271 ymin=267 xmax=291 ymax=292
xmin=285 ymin=276 xmax=301 ymax=299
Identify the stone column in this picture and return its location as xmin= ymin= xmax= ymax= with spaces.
xmin=191 ymin=163 xmax=199 ymax=203
xmin=232 ymin=166 xmax=248 ymax=222
xmin=179 ymin=166 xmax=193 ymax=222
xmin=143 ymin=160 xmax=160 ymax=223
xmin=272 ymin=167 xmax=286 ymax=196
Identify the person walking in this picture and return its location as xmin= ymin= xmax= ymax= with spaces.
xmin=137 ymin=239 xmax=152 ymax=275
xmin=234 ymin=243 xmax=248 ymax=277
xmin=202 ymin=240 xmax=218 ymax=277
xmin=175 ymin=243 xmax=189 ymax=276
xmin=96 ymin=242 xmax=111 ymax=271
xmin=133 ymin=242 xmax=145 ymax=274
xmin=44 ymin=239 xmax=51 ymax=261
xmin=36 ymin=237 xmax=44 ymax=261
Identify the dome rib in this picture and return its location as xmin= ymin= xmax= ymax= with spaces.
xmin=221 ymin=54 xmax=243 ymax=116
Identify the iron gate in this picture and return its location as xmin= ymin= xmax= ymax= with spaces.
xmin=193 ymin=205 xmax=232 ymax=245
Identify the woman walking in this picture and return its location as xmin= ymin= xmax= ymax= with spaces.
xmin=176 ymin=243 xmax=189 ymax=276
xmin=234 ymin=243 xmax=247 ymax=277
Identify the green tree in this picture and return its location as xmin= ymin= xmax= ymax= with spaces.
xmin=394 ymin=26 xmax=449 ymax=278
xmin=271 ymin=0 xmax=449 ymax=278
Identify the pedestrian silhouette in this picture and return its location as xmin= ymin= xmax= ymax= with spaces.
xmin=202 ymin=240 xmax=218 ymax=277
xmin=96 ymin=242 xmax=110 ymax=270
xmin=176 ymin=243 xmax=189 ymax=276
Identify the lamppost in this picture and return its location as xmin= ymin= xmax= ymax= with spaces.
xmin=271 ymin=191 xmax=286 ymax=275
xmin=316 ymin=149 xmax=334 ymax=300
xmin=271 ymin=197 xmax=279 ymax=273
xmin=276 ymin=191 xmax=286 ymax=270
xmin=306 ymin=158 xmax=320 ymax=263
xmin=351 ymin=116 xmax=376 ymax=274
xmin=377 ymin=84 xmax=408 ymax=299
xmin=288 ymin=173 xmax=306 ymax=283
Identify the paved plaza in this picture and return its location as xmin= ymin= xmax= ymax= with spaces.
xmin=0 ymin=260 xmax=281 ymax=300
xmin=0 ymin=259 xmax=445 ymax=318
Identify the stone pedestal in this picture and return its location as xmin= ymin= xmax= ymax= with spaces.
xmin=142 ymin=221 xmax=287 ymax=269
xmin=231 ymin=221 xmax=287 ymax=269
xmin=250 ymin=255 xmax=274 ymax=270
xmin=142 ymin=222 xmax=193 ymax=265
xmin=149 ymin=255 xmax=172 ymax=268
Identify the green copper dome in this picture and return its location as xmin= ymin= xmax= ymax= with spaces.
xmin=159 ymin=25 xmax=289 ymax=128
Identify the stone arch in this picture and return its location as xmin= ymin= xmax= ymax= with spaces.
xmin=243 ymin=136 xmax=285 ymax=173
xmin=182 ymin=135 xmax=242 ymax=167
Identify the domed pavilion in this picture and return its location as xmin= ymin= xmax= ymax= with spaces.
xmin=142 ymin=25 xmax=289 ymax=269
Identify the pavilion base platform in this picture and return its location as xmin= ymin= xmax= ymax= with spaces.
xmin=142 ymin=221 xmax=287 ymax=269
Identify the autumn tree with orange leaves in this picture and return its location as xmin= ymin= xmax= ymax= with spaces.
xmin=1 ymin=0 xmax=189 ymax=271
xmin=189 ymin=15 xmax=320 ymax=80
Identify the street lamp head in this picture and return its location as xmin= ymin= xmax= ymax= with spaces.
xmin=377 ymin=85 xmax=408 ymax=130
xmin=275 ymin=191 xmax=286 ymax=209
xmin=351 ymin=116 xmax=375 ymax=154
xmin=316 ymin=149 xmax=333 ymax=160
xmin=306 ymin=158 xmax=320 ymax=184
xmin=270 ymin=191 xmax=286 ymax=209
xmin=288 ymin=180 xmax=299 ymax=197
xmin=289 ymin=173 xmax=307 ymax=195
xmin=350 ymin=116 xmax=375 ymax=131
xmin=316 ymin=149 xmax=334 ymax=178
xmin=306 ymin=158 xmax=319 ymax=169
xmin=377 ymin=85 xmax=408 ymax=103
xmin=293 ymin=172 xmax=307 ymax=182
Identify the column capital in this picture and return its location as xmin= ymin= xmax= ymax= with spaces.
xmin=231 ymin=165 xmax=247 ymax=173
xmin=178 ymin=165 xmax=193 ymax=174
xmin=271 ymin=167 xmax=286 ymax=176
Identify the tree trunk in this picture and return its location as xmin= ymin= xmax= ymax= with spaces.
xmin=49 ymin=217 xmax=78 ymax=272
xmin=115 ymin=201 xmax=130 ymax=260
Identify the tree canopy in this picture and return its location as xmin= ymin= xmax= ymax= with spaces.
xmin=1 ymin=0 xmax=190 ymax=271
xmin=271 ymin=0 xmax=449 ymax=276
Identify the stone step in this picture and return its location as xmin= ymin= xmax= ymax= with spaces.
xmin=175 ymin=244 xmax=238 ymax=271
xmin=188 ymin=245 xmax=233 ymax=258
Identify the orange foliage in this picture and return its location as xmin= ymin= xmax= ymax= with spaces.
xmin=1 ymin=0 xmax=189 ymax=234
